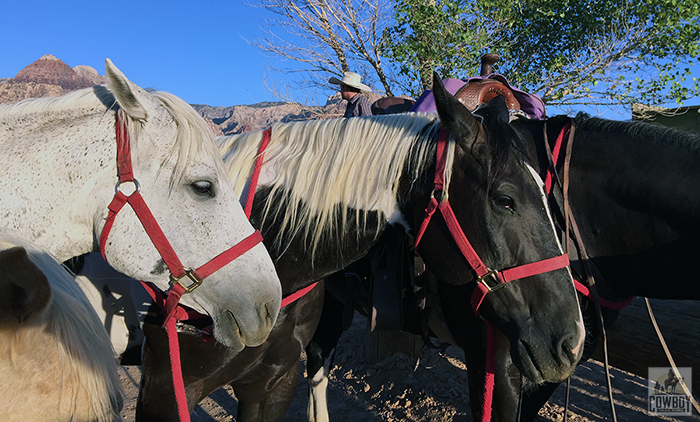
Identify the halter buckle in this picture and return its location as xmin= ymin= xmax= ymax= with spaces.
xmin=476 ymin=269 xmax=504 ymax=292
xmin=170 ymin=268 xmax=203 ymax=294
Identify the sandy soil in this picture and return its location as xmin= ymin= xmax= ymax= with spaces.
xmin=120 ymin=313 xmax=699 ymax=422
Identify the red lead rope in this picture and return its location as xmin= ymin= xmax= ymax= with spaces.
xmin=413 ymin=127 xmax=570 ymax=422
xmin=100 ymin=112 xmax=268 ymax=422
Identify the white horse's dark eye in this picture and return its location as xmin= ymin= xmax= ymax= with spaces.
xmin=191 ymin=180 xmax=214 ymax=197
xmin=494 ymin=195 xmax=515 ymax=211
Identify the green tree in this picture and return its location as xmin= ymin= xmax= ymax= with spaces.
xmin=383 ymin=0 xmax=700 ymax=107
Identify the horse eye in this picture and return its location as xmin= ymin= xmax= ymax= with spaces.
xmin=191 ymin=180 xmax=214 ymax=197
xmin=494 ymin=195 xmax=515 ymax=211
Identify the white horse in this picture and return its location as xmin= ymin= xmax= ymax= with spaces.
xmin=0 ymin=59 xmax=281 ymax=351
xmin=0 ymin=234 xmax=122 ymax=422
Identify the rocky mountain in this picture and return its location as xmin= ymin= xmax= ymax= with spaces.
xmin=0 ymin=54 xmax=105 ymax=104
xmin=192 ymin=100 xmax=347 ymax=135
xmin=0 ymin=55 xmax=375 ymax=134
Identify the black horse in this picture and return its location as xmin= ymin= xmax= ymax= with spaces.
xmin=307 ymin=110 xmax=700 ymax=421
xmin=134 ymin=75 xmax=584 ymax=421
xmin=493 ymin=113 xmax=700 ymax=421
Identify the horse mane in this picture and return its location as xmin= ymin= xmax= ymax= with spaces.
xmin=0 ymin=235 xmax=122 ymax=422
xmin=219 ymin=113 xmax=441 ymax=256
xmin=573 ymin=112 xmax=700 ymax=153
xmin=0 ymin=86 xmax=220 ymax=191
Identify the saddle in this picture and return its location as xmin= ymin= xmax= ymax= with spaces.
xmin=410 ymin=54 xmax=546 ymax=119
xmin=371 ymin=96 xmax=415 ymax=115
xmin=453 ymin=78 xmax=521 ymax=111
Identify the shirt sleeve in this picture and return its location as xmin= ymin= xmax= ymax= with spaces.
xmin=358 ymin=96 xmax=373 ymax=117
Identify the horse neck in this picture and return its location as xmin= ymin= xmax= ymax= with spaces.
xmin=521 ymin=117 xmax=700 ymax=297
xmin=570 ymin=119 xmax=700 ymax=230
xmin=0 ymin=106 xmax=117 ymax=261
xmin=223 ymin=115 xmax=438 ymax=289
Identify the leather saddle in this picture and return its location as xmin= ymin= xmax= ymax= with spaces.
xmin=454 ymin=78 xmax=521 ymax=111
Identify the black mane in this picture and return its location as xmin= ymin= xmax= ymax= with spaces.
xmin=574 ymin=112 xmax=700 ymax=154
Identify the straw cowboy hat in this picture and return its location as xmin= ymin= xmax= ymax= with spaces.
xmin=329 ymin=71 xmax=371 ymax=91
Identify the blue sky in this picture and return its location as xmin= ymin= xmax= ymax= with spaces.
xmin=1 ymin=1 xmax=695 ymax=118
xmin=0 ymin=1 xmax=287 ymax=107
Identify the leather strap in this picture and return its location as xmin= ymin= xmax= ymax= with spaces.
xmin=244 ymin=127 xmax=272 ymax=218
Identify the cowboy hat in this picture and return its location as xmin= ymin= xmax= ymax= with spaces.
xmin=329 ymin=71 xmax=371 ymax=91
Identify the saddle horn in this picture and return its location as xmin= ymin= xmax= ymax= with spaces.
xmin=480 ymin=53 xmax=499 ymax=76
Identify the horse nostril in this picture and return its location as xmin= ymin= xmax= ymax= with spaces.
xmin=558 ymin=334 xmax=578 ymax=363
xmin=263 ymin=299 xmax=277 ymax=325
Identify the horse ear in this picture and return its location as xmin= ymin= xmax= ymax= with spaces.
xmin=0 ymin=247 xmax=52 ymax=324
xmin=432 ymin=72 xmax=479 ymax=142
xmin=105 ymin=58 xmax=148 ymax=122
xmin=484 ymin=94 xmax=510 ymax=123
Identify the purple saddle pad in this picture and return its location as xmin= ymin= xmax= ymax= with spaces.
xmin=410 ymin=75 xmax=546 ymax=120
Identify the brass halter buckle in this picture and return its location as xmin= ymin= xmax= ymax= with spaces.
xmin=170 ymin=268 xmax=204 ymax=294
xmin=476 ymin=269 xmax=504 ymax=292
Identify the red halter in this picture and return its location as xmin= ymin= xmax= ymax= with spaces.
xmin=99 ymin=112 xmax=265 ymax=326
xmin=99 ymin=112 xmax=273 ymax=422
xmin=413 ymin=127 xmax=570 ymax=422
xmin=244 ymin=127 xmax=319 ymax=307
xmin=413 ymin=127 xmax=570 ymax=315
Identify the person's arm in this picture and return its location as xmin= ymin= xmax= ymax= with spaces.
xmin=358 ymin=96 xmax=373 ymax=117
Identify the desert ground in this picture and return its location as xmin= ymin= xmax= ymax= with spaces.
xmin=119 ymin=311 xmax=699 ymax=422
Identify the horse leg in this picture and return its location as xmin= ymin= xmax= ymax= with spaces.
xmin=305 ymin=284 xmax=347 ymax=422
xmin=137 ymin=317 xmax=236 ymax=422
xmin=234 ymin=360 xmax=301 ymax=422
xmin=136 ymin=320 xmax=183 ymax=422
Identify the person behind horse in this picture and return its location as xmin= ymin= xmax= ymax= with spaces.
xmin=329 ymin=71 xmax=373 ymax=117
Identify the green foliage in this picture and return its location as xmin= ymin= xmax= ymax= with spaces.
xmin=383 ymin=0 xmax=700 ymax=106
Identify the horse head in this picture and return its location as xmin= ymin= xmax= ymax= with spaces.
xmin=95 ymin=60 xmax=281 ymax=351
xmin=411 ymin=74 xmax=584 ymax=384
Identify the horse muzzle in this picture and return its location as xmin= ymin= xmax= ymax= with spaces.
xmin=511 ymin=317 xmax=585 ymax=384
xmin=211 ymin=297 xmax=280 ymax=351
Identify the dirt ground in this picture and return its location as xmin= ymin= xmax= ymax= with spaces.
xmin=120 ymin=312 xmax=699 ymax=422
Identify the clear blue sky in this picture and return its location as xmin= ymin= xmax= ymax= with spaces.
xmin=0 ymin=1 xmax=285 ymax=107
xmin=1 ymin=1 xmax=695 ymax=117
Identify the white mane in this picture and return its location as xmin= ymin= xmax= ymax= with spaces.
xmin=0 ymin=234 xmax=122 ymax=422
xmin=219 ymin=113 xmax=449 ymax=255
xmin=149 ymin=91 xmax=224 ymax=188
